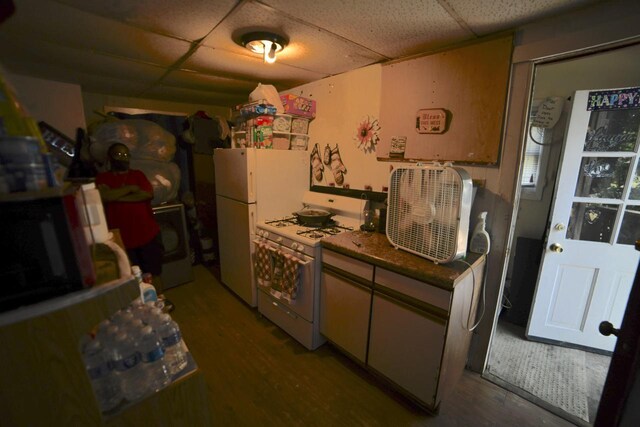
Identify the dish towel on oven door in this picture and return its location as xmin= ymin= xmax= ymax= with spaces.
xmin=281 ymin=253 xmax=301 ymax=301
xmin=255 ymin=242 xmax=272 ymax=287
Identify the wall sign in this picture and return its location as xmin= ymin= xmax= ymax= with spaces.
xmin=416 ymin=109 xmax=448 ymax=134
xmin=587 ymin=87 xmax=640 ymax=111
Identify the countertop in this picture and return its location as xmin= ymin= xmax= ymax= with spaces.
xmin=321 ymin=231 xmax=485 ymax=291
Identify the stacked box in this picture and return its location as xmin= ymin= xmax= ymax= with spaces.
xmin=280 ymin=94 xmax=316 ymax=118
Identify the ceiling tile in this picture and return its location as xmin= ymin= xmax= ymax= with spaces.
xmin=56 ymin=0 xmax=239 ymax=41
xmin=200 ymin=1 xmax=386 ymax=75
xmin=143 ymin=84 xmax=248 ymax=106
xmin=0 ymin=38 xmax=166 ymax=84
xmin=183 ymin=46 xmax=328 ymax=91
xmin=260 ymin=0 xmax=473 ymax=58
xmin=0 ymin=59 xmax=152 ymax=98
xmin=446 ymin=0 xmax=602 ymax=35
xmin=2 ymin=0 xmax=193 ymax=66
xmin=163 ymin=70 xmax=259 ymax=94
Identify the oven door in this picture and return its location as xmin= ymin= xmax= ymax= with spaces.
xmin=253 ymin=239 xmax=314 ymax=322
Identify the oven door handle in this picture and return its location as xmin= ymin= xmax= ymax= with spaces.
xmin=270 ymin=298 xmax=299 ymax=319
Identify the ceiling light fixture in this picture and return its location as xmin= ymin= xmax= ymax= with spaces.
xmin=240 ymin=31 xmax=288 ymax=64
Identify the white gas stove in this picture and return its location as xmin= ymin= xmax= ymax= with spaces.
xmin=257 ymin=192 xmax=364 ymax=253
xmin=254 ymin=192 xmax=367 ymax=350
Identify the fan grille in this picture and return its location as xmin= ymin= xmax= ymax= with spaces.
xmin=387 ymin=166 xmax=468 ymax=263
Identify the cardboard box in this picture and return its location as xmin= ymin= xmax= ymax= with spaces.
xmin=280 ymin=94 xmax=316 ymax=118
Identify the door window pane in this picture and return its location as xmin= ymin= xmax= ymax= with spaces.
xmin=574 ymin=157 xmax=631 ymax=199
xmin=617 ymin=206 xmax=640 ymax=245
xmin=567 ymin=202 xmax=619 ymax=243
xmin=585 ymin=109 xmax=640 ymax=152
xmin=630 ymin=163 xmax=640 ymax=200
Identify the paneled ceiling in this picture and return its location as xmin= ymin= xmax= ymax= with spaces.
xmin=0 ymin=0 xmax=605 ymax=108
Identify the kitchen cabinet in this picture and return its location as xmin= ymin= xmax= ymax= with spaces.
xmin=320 ymin=250 xmax=374 ymax=363
xmin=368 ymin=288 xmax=446 ymax=407
xmin=0 ymin=277 xmax=212 ymax=426
xmin=320 ymin=232 xmax=485 ymax=412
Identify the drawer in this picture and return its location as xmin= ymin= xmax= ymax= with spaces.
xmin=321 ymin=249 xmax=374 ymax=282
xmin=375 ymin=268 xmax=451 ymax=312
xmin=258 ymin=289 xmax=323 ymax=350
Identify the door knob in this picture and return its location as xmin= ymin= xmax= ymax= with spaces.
xmin=549 ymin=243 xmax=563 ymax=253
xmin=599 ymin=321 xmax=620 ymax=337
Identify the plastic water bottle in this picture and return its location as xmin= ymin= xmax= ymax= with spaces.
xmin=146 ymin=307 xmax=164 ymax=330
xmin=111 ymin=309 xmax=133 ymax=328
xmin=140 ymin=277 xmax=158 ymax=304
xmin=96 ymin=320 xmax=119 ymax=351
xmin=138 ymin=325 xmax=171 ymax=392
xmin=112 ymin=331 xmax=147 ymax=401
xmin=78 ymin=182 xmax=110 ymax=246
xmin=95 ymin=319 xmax=111 ymax=340
xmin=83 ymin=339 xmax=122 ymax=411
xmin=132 ymin=265 xmax=143 ymax=284
xmin=157 ymin=313 xmax=188 ymax=376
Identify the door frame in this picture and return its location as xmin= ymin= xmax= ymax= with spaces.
xmin=470 ymin=33 xmax=640 ymax=373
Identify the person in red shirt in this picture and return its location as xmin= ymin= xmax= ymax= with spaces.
xmin=96 ymin=142 xmax=173 ymax=312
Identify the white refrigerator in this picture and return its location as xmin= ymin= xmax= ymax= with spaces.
xmin=214 ymin=148 xmax=309 ymax=306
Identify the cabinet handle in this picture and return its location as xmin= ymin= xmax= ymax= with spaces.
xmin=322 ymin=264 xmax=373 ymax=292
xmin=373 ymin=289 xmax=447 ymax=325
xmin=271 ymin=300 xmax=297 ymax=319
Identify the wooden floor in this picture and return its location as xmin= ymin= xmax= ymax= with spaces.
xmin=166 ymin=265 xmax=576 ymax=426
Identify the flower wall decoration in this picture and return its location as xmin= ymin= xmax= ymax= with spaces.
xmin=355 ymin=116 xmax=380 ymax=153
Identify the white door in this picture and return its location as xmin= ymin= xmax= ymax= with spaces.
xmin=527 ymin=88 xmax=640 ymax=352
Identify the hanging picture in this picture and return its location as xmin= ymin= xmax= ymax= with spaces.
xmin=355 ymin=116 xmax=380 ymax=153
xmin=416 ymin=109 xmax=448 ymax=134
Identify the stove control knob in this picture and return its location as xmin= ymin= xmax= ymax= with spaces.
xmin=257 ymin=230 xmax=263 ymax=237
xmin=291 ymin=243 xmax=299 ymax=250
xmin=262 ymin=231 xmax=269 ymax=239
xmin=296 ymin=244 xmax=305 ymax=252
xmin=276 ymin=237 xmax=283 ymax=243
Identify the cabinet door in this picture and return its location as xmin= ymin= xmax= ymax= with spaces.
xmin=319 ymin=267 xmax=372 ymax=363
xmin=368 ymin=290 xmax=446 ymax=408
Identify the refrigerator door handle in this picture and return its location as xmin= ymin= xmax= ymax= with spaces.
xmin=250 ymin=209 xmax=255 ymax=233
xmin=249 ymin=171 xmax=255 ymax=200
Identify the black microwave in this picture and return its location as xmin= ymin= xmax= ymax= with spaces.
xmin=0 ymin=193 xmax=95 ymax=313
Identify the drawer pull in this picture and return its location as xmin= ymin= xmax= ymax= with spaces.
xmin=271 ymin=300 xmax=297 ymax=319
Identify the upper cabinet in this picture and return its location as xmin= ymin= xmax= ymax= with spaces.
xmin=378 ymin=36 xmax=513 ymax=165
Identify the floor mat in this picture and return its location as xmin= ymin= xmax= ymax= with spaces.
xmin=488 ymin=322 xmax=589 ymax=422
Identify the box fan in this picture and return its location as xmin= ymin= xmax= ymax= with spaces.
xmin=386 ymin=163 xmax=473 ymax=264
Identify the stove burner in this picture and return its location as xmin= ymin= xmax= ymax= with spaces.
xmin=266 ymin=217 xmax=298 ymax=228
xmin=264 ymin=216 xmax=355 ymax=241
xmin=295 ymin=224 xmax=355 ymax=240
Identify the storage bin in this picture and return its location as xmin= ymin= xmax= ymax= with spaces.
xmin=273 ymin=115 xmax=292 ymax=132
xmin=291 ymin=117 xmax=309 ymax=134
xmin=0 ymin=136 xmax=47 ymax=193
xmin=290 ymin=135 xmax=309 ymax=150
xmin=272 ymin=133 xmax=291 ymax=150
xmin=232 ymin=131 xmax=248 ymax=148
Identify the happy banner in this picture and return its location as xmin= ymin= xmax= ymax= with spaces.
xmin=587 ymin=87 xmax=640 ymax=111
